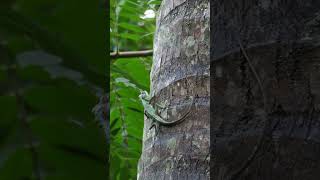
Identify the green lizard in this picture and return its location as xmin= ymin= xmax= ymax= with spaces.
xmin=139 ymin=90 xmax=194 ymax=134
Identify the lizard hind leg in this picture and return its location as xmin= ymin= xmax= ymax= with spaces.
xmin=149 ymin=122 xmax=159 ymax=136
xmin=155 ymin=100 xmax=169 ymax=120
xmin=149 ymin=122 xmax=159 ymax=148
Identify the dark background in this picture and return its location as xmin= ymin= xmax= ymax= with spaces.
xmin=0 ymin=0 xmax=108 ymax=179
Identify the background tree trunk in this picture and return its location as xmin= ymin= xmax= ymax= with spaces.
xmin=212 ymin=0 xmax=320 ymax=179
xmin=138 ymin=0 xmax=210 ymax=179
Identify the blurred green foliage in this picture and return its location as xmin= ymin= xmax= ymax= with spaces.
xmin=110 ymin=0 xmax=161 ymax=179
xmin=0 ymin=0 xmax=107 ymax=180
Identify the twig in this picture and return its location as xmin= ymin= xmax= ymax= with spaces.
xmin=16 ymin=93 xmax=42 ymax=180
xmin=4 ymin=45 xmax=42 ymax=180
xmin=229 ymin=39 xmax=267 ymax=180
xmin=110 ymin=50 xmax=153 ymax=59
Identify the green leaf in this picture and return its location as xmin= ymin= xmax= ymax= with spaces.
xmin=0 ymin=9 xmax=105 ymax=87
xmin=0 ymin=148 xmax=33 ymax=180
xmin=23 ymin=83 xmax=96 ymax=118
xmin=0 ymin=95 xmax=17 ymax=127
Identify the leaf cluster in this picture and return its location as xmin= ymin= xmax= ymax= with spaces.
xmin=110 ymin=0 xmax=161 ymax=179
xmin=0 ymin=0 xmax=108 ymax=179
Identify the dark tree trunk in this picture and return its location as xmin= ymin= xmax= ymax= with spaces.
xmin=212 ymin=0 xmax=320 ymax=179
xmin=138 ymin=0 xmax=210 ymax=179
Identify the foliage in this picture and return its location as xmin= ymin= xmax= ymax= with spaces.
xmin=0 ymin=0 xmax=107 ymax=179
xmin=110 ymin=0 xmax=161 ymax=179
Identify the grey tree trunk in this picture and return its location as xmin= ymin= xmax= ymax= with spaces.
xmin=212 ymin=0 xmax=320 ymax=179
xmin=138 ymin=0 xmax=210 ymax=179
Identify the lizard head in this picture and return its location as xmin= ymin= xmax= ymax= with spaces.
xmin=139 ymin=90 xmax=149 ymax=100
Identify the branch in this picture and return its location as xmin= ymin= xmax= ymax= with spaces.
xmin=110 ymin=50 xmax=153 ymax=59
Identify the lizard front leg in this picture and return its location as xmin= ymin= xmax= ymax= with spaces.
xmin=145 ymin=111 xmax=160 ymax=135
xmin=149 ymin=121 xmax=159 ymax=136
xmin=146 ymin=113 xmax=159 ymax=148
xmin=155 ymin=100 xmax=169 ymax=120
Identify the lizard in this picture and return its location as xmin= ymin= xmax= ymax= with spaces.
xmin=139 ymin=90 xmax=194 ymax=134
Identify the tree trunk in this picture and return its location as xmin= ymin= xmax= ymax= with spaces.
xmin=138 ymin=0 xmax=210 ymax=179
xmin=212 ymin=0 xmax=320 ymax=179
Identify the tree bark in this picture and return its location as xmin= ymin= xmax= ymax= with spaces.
xmin=138 ymin=0 xmax=210 ymax=179
xmin=212 ymin=0 xmax=320 ymax=179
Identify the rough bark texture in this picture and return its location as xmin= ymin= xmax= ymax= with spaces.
xmin=212 ymin=0 xmax=320 ymax=179
xmin=138 ymin=0 xmax=210 ymax=179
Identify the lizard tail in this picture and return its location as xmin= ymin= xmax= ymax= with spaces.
xmin=174 ymin=96 xmax=195 ymax=124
